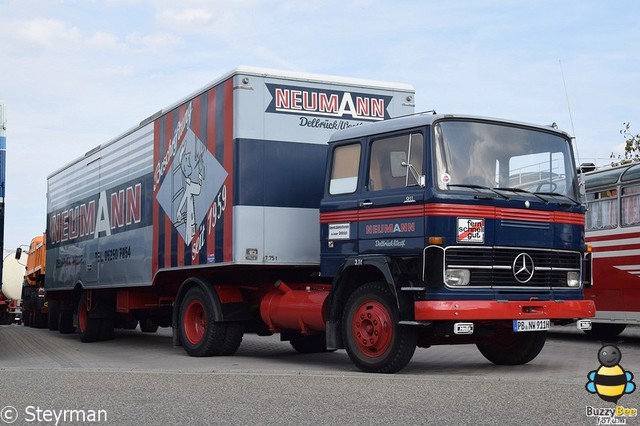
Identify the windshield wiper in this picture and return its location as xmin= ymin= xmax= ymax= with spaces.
xmin=447 ymin=184 xmax=509 ymax=200
xmin=533 ymin=191 xmax=581 ymax=205
xmin=493 ymin=187 xmax=548 ymax=203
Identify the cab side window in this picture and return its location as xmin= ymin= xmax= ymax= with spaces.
xmin=329 ymin=143 xmax=361 ymax=195
xmin=368 ymin=133 xmax=423 ymax=191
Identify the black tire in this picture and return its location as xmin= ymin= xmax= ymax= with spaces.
xmin=477 ymin=329 xmax=547 ymax=365
xmin=119 ymin=318 xmax=138 ymax=330
xmin=22 ymin=308 xmax=31 ymax=327
xmin=219 ymin=322 xmax=244 ymax=356
xmin=179 ymin=286 xmax=227 ymax=357
xmin=31 ymin=311 xmax=46 ymax=328
xmin=99 ymin=318 xmax=115 ymax=341
xmin=77 ymin=292 xmax=101 ymax=342
xmin=0 ymin=310 xmax=13 ymax=325
xmin=289 ymin=333 xmax=332 ymax=354
xmin=58 ymin=308 xmax=75 ymax=334
xmin=342 ymin=282 xmax=417 ymax=373
xmin=48 ymin=300 xmax=60 ymax=331
xmin=140 ymin=318 xmax=159 ymax=333
xmin=31 ymin=302 xmax=47 ymax=329
xmin=583 ymin=323 xmax=627 ymax=340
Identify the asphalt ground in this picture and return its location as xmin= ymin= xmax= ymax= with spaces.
xmin=1 ymin=325 xmax=639 ymax=425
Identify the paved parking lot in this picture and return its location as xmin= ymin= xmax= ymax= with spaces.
xmin=1 ymin=325 xmax=639 ymax=425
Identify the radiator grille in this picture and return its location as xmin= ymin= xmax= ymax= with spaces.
xmin=443 ymin=247 xmax=581 ymax=288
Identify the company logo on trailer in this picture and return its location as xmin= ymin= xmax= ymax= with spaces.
xmin=154 ymin=102 xmax=228 ymax=248
xmin=49 ymin=181 xmax=148 ymax=247
xmin=265 ymin=83 xmax=392 ymax=121
xmin=154 ymin=102 xmax=193 ymax=192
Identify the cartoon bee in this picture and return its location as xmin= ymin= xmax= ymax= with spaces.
xmin=586 ymin=344 xmax=636 ymax=403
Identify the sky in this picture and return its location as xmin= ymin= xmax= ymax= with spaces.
xmin=0 ymin=0 xmax=639 ymax=250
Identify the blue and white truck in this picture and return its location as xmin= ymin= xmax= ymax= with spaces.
xmin=43 ymin=67 xmax=594 ymax=373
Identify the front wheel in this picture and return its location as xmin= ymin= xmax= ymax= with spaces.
xmin=583 ymin=323 xmax=627 ymax=340
xmin=477 ymin=329 xmax=547 ymax=365
xmin=342 ymin=282 xmax=416 ymax=373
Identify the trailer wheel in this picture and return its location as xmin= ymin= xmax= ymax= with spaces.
xmin=77 ymin=292 xmax=101 ymax=342
xmin=31 ymin=302 xmax=47 ymax=329
xmin=0 ymin=311 xmax=13 ymax=325
xmin=48 ymin=300 xmax=60 ymax=331
xmin=219 ymin=322 xmax=244 ymax=356
xmin=120 ymin=318 xmax=138 ymax=330
xmin=22 ymin=308 xmax=31 ymax=327
xmin=179 ymin=287 xmax=226 ymax=357
xmin=58 ymin=308 xmax=75 ymax=334
xmin=289 ymin=333 xmax=333 ymax=354
xmin=477 ymin=329 xmax=547 ymax=365
xmin=99 ymin=318 xmax=114 ymax=341
xmin=583 ymin=323 xmax=627 ymax=340
xmin=342 ymin=282 xmax=416 ymax=373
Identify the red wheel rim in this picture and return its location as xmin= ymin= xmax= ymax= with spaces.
xmin=184 ymin=299 xmax=206 ymax=345
xmin=78 ymin=300 xmax=88 ymax=333
xmin=350 ymin=300 xmax=393 ymax=358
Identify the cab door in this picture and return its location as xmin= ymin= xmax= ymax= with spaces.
xmin=358 ymin=132 xmax=426 ymax=255
xmin=320 ymin=141 xmax=362 ymax=276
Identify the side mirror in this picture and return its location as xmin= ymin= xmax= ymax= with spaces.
xmin=15 ymin=247 xmax=22 ymax=260
xmin=390 ymin=152 xmax=407 ymax=178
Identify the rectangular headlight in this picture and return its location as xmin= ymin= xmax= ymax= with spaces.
xmin=445 ymin=269 xmax=471 ymax=286
xmin=567 ymin=271 xmax=580 ymax=287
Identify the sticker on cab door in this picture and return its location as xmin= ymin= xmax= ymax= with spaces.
xmin=457 ymin=218 xmax=484 ymax=243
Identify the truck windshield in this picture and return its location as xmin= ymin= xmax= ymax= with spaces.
xmin=434 ymin=120 xmax=579 ymax=202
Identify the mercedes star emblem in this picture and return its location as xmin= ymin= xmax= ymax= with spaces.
xmin=513 ymin=253 xmax=534 ymax=283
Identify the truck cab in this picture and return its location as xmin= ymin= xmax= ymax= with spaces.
xmin=320 ymin=113 xmax=594 ymax=372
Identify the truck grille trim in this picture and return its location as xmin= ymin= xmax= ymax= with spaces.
xmin=442 ymin=246 xmax=581 ymax=288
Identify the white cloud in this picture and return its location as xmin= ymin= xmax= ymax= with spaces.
xmin=12 ymin=17 xmax=81 ymax=48
xmin=86 ymin=31 xmax=123 ymax=50
xmin=125 ymin=32 xmax=182 ymax=52
xmin=156 ymin=8 xmax=215 ymax=27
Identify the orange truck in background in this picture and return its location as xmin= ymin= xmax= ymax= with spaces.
xmin=20 ymin=234 xmax=48 ymax=328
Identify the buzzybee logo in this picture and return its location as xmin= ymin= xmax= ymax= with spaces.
xmin=586 ymin=345 xmax=635 ymax=403
xmin=584 ymin=344 xmax=637 ymax=424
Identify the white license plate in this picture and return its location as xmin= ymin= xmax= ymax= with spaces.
xmin=513 ymin=319 xmax=550 ymax=332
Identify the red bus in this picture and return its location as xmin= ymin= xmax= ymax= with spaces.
xmin=584 ymin=161 xmax=640 ymax=338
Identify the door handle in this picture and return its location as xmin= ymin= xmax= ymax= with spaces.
xmin=360 ymin=200 xmax=373 ymax=207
